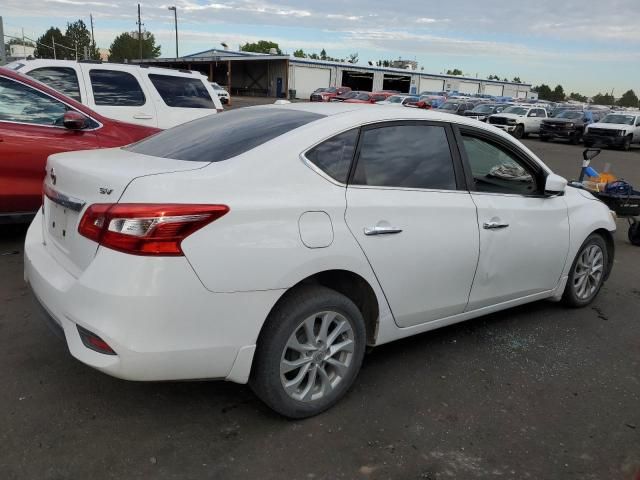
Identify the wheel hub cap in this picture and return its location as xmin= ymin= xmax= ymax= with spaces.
xmin=573 ymin=244 xmax=604 ymax=300
xmin=280 ymin=311 xmax=355 ymax=402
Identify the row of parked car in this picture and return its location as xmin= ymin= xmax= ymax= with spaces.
xmin=311 ymin=86 xmax=640 ymax=150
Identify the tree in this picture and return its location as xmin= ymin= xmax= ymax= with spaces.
xmin=512 ymin=76 xmax=522 ymax=83
xmin=34 ymin=27 xmax=66 ymax=59
xmin=446 ymin=68 xmax=463 ymax=76
xmin=292 ymin=49 xmax=306 ymax=58
xmin=551 ymin=84 xmax=565 ymax=102
xmin=108 ymin=31 xmax=161 ymax=62
xmin=240 ymin=40 xmax=281 ymax=55
xmin=532 ymin=84 xmax=552 ymax=101
xmin=592 ymin=93 xmax=615 ymax=105
xmin=487 ymin=74 xmax=500 ymax=80
xmin=569 ymin=92 xmax=588 ymax=102
xmin=617 ymin=89 xmax=639 ymax=108
xmin=320 ymin=48 xmax=327 ymax=60
xmin=65 ymin=20 xmax=99 ymax=60
xmin=347 ymin=52 xmax=358 ymax=64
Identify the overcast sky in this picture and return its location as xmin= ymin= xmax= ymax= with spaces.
xmin=3 ymin=0 xmax=639 ymax=95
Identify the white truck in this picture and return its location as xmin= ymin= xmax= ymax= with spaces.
xmin=584 ymin=112 xmax=640 ymax=150
xmin=487 ymin=105 xmax=548 ymax=138
xmin=6 ymin=59 xmax=223 ymax=128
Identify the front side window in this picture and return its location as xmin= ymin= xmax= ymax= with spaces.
xmin=0 ymin=76 xmax=68 ymax=126
xmin=127 ymin=108 xmax=324 ymax=162
xmin=462 ymin=134 xmax=537 ymax=195
xmin=305 ymin=129 xmax=358 ymax=183
xmin=148 ymin=74 xmax=215 ymax=109
xmin=352 ymin=124 xmax=456 ymax=190
xmin=90 ymin=69 xmax=145 ymax=106
xmin=27 ymin=67 xmax=81 ymax=101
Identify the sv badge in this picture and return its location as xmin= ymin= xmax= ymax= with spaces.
xmin=99 ymin=187 xmax=114 ymax=195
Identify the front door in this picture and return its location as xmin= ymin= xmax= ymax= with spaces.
xmin=457 ymin=130 xmax=570 ymax=310
xmin=345 ymin=121 xmax=479 ymax=328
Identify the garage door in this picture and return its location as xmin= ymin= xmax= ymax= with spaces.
xmin=419 ymin=78 xmax=444 ymax=93
xmin=292 ymin=66 xmax=331 ymax=99
xmin=484 ymin=84 xmax=503 ymax=96
xmin=516 ymin=90 xmax=528 ymax=99
xmin=458 ymin=81 xmax=480 ymax=94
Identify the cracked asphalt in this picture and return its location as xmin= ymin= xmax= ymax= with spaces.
xmin=1 ymin=136 xmax=639 ymax=480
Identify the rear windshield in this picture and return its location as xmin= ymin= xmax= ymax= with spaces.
xmin=126 ymin=108 xmax=325 ymax=162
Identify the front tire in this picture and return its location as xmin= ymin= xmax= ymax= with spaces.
xmin=562 ymin=234 xmax=608 ymax=307
xmin=621 ymin=135 xmax=632 ymax=151
xmin=513 ymin=124 xmax=524 ymax=139
xmin=250 ymin=285 xmax=366 ymax=418
xmin=629 ymin=222 xmax=640 ymax=246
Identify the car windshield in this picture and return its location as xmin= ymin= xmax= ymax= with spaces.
xmin=126 ymin=108 xmax=325 ymax=162
xmin=387 ymin=96 xmax=404 ymax=103
xmin=440 ymin=102 xmax=459 ymax=110
xmin=325 ymin=87 xmax=337 ymax=93
xmin=342 ymin=91 xmax=359 ymax=99
xmin=502 ymin=106 xmax=528 ymax=115
xmin=211 ymin=83 xmax=223 ymax=90
xmin=471 ymin=104 xmax=495 ymax=113
xmin=314 ymin=88 xmax=327 ymax=93
xmin=555 ymin=111 xmax=582 ymax=119
xmin=601 ymin=114 xmax=635 ymax=125
xmin=355 ymin=93 xmax=371 ymax=100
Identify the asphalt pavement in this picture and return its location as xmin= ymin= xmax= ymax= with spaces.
xmin=1 ymin=137 xmax=639 ymax=480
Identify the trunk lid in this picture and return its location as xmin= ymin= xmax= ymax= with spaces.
xmin=42 ymin=147 xmax=207 ymax=277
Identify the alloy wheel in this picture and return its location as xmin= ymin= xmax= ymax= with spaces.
xmin=572 ymin=244 xmax=604 ymax=300
xmin=280 ymin=311 xmax=355 ymax=402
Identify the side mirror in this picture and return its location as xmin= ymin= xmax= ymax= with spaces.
xmin=63 ymin=110 xmax=88 ymax=130
xmin=545 ymin=173 xmax=567 ymax=195
xmin=583 ymin=148 xmax=601 ymax=161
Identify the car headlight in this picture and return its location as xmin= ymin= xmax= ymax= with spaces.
xmin=567 ymin=123 xmax=574 ymax=128
xmin=507 ymin=119 xmax=517 ymax=125
xmin=618 ymin=130 xmax=627 ymax=136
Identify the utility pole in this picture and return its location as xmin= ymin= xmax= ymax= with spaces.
xmin=168 ymin=6 xmax=178 ymax=58
xmin=52 ymin=37 xmax=57 ymax=59
xmin=22 ymin=28 xmax=26 ymax=58
xmin=90 ymin=13 xmax=96 ymax=58
xmin=0 ymin=17 xmax=5 ymax=64
xmin=137 ymin=3 xmax=143 ymax=61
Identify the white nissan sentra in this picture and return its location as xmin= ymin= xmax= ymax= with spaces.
xmin=25 ymin=103 xmax=616 ymax=418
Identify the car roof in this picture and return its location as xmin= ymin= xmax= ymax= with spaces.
xmin=7 ymin=58 xmax=207 ymax=78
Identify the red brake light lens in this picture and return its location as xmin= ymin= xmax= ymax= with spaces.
xmin=78 ymin=204 xmax=229 ymax=256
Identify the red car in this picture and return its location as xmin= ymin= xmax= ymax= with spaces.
xmin=344 ymin=91 xmax=395 ymax=104
xmin=0 ymin=67 xmax=160 ymax=220
xmin=309 ymin=86 xmax=351 ymax=102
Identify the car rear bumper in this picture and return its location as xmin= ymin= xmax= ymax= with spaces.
xmin=24 ymin=212 xmax=282 ymax=384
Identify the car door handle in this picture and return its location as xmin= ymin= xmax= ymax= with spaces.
xmin=133 ymin=113 xmax=154 ymax=120
xmin=364 ymin=226 xmax=403 ymax=236
xmin=483 ymin=221 xmax=509 ymax=230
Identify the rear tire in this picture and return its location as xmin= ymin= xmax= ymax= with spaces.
xmin=250 ymin=285 xmax=366 ymax=419
xmin=562 ymin=234 xmax=608 ymax=308
xmin=629 ymin=222 xmax=640 ymax=246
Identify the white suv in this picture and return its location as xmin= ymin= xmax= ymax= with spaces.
xmin=488 ymin=105 xmax=548 ymax=138
xmin=6 ymin=59 xmax=223 ymax=128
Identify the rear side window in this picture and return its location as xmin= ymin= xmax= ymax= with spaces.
xmin=90 ymin=69 xmax=145 ymax=106
xmin=127 ymin=108 xmax=324 ymax=162
xmin=305 ymin=129 xmax=358 ymax=183
xmin=27 ymin=67 xmax=81 ymax=101
xmin=148 ymin=74 xmax=214 ymax=109
xmin=352 ymin=124 xmax=456 ymax=190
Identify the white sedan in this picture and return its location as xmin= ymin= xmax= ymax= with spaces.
xmin=25 ymin=104 xmax=616 ymax=418
xmin=376 ymin=94 xmax=420 ymax=106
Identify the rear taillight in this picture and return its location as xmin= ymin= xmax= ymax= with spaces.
xmin=78 ymin=204 xmax=229 ymax=256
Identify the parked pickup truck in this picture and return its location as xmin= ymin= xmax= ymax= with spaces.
xmin=584 ymin=112 xmax=640 ymax=150
xmin=488 ymin=105 xmax=548 ymax=138
xmin=310 ymin=86 xmax=351 ymax=102
xmin=540 ymin=110 xmax=603 ymax=144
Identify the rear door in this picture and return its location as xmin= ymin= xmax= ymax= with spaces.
xmin=345 ymin=121 xmax=479 ymax=327
xmin=81 ymin=65 xmax=158 ymax=127
xmin=0 ymin=74 xmax=98 ymax=215
xmin=457 ymin=128 xmax=570 ymax=309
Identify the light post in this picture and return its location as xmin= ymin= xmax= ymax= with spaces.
xmin=168 ymin=6 xmax=178 ymax=58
